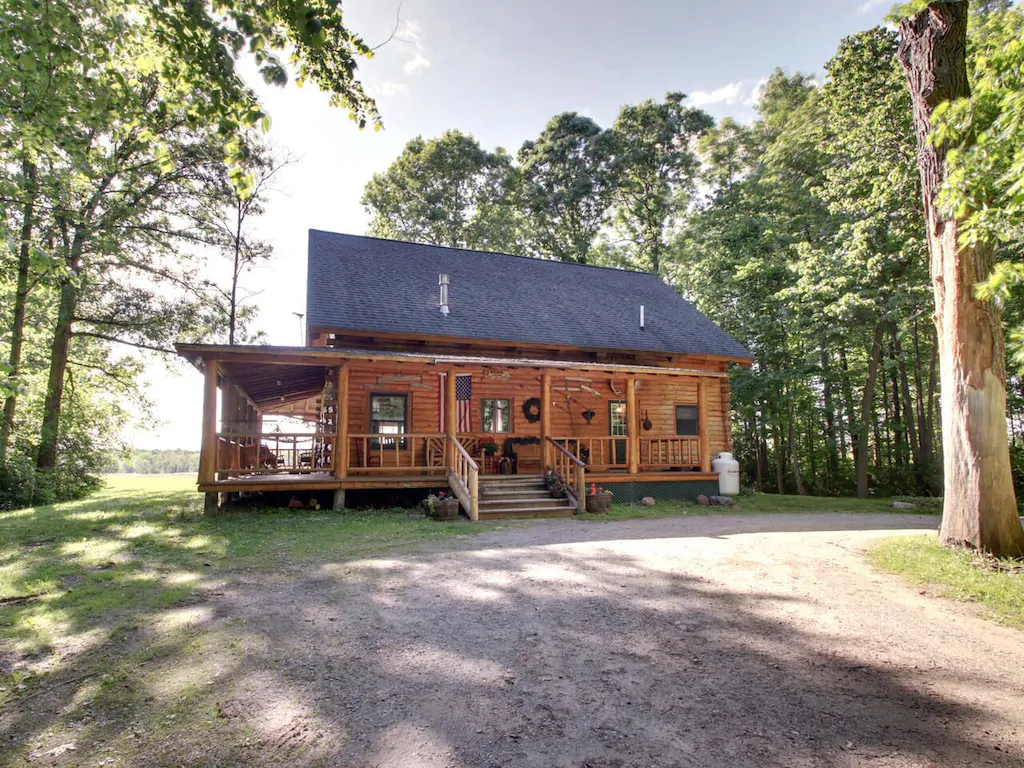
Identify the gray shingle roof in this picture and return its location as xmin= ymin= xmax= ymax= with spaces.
xmin=306 ymin=230 xmax=751 ymax=359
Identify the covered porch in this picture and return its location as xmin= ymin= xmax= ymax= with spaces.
xmin=177 ymin=344 xmax=727 ymax=517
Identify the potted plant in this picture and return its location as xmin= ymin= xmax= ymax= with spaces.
xmin=480 ymin=440 xmax=500 ymax=456
xmin=424 ymin=491 xmax=461 ymax=521
xmin=545 ymin=469 xmax=567 ymax=499
xmin=585 ymin=483 xmax=613 ymax=513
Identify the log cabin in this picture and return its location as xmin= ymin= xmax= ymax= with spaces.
xmin=176 ymin=230 xmax=752 ymax=518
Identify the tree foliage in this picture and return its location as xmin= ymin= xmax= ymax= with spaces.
xmin=363 ymin=131 xmax=520 ymax=251
xmin=0 ymin=0 xmax=376 ymax=506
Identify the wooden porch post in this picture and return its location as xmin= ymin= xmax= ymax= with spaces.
xmin=541 ymin=371 xmax=551 ymax=469
xmin=334 ymin=363 xmax=349 ymax=510
xmin=698 ymin=378 xmax=711 ymax=472
xmin=445 ymin=368 xmax=458 ymax=468
xmin=199 ymin=358 xmax=219 ymax=515
xmin=626 ymin=376 xmax=639 ymax=474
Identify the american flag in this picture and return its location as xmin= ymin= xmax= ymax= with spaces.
xmin=439 ymin=373 xmax=472 ymax=432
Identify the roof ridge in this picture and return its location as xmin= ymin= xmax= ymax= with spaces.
xmin=308 ymin=229 xmax=664 ymax=279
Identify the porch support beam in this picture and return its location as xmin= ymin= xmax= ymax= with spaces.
xmin=445 ymin=369 xmax=457 ymax=467
xmin=199 ymin=359 xmax=219 ymax=486
xmin=335 ymin=363 xmax=349 ymax=481
xmin=698 ymin=378 xmax=711 ymax=472
xmin=626 ymin=376 xmax=639 ymax=474
xmin=541 ymin=372 xmax=551 ymax=469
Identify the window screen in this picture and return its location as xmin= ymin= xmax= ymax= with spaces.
xmin=676 ymin=405 xmax=699 ymax=436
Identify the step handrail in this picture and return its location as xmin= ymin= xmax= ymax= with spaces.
xmin=447 ymin=434 xmax=479 ymax=520
xmin=544 ymin=437 xmax=586 ymax=512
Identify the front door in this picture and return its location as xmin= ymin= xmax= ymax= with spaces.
xmin=609 ymin=400 xmax=627 ymax=467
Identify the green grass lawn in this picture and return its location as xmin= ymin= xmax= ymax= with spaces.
xmin=869 ymin=535 xmax=1024 ymax=630
xmin=0 ymin=475 xmax=490 ymax=662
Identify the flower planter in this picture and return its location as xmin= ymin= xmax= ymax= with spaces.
xmin=586 ymin=492 xmax=613 ymax=513
xmin=429 ymin=498 xmax=462 ymax=521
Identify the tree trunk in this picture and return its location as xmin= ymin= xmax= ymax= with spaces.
xmin=773 ymin=421 xmax=785 ymax=495
xmin=821 ymin=346 xmax=840 ymax=491
xmin=898 ymin=2 xmax=1024 ymax=556
xmin=857 ymin=323 xmax=885 ymax=498
xmin=0 ymin=157 xmax=37 ymax=462
xmin=37 ymin=226 xmax=85 ymax=471
xmin=895 ymin=325 xmax=924 ymax=489
xmin=839 ymin=345 xmax=858 ymax=470
xmin=786 ymin=386 xmax=807 ymax=495
xmin=229 ymin=199 xmax=242 ymax=345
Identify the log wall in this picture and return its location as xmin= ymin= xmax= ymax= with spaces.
xmin=343 ymin=360 xmax=732 ymax=471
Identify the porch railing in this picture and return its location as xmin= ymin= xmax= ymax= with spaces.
xmin=347 ymin=433 xmax=446 ymax=474
xmin=447 ymin=434 xmax=479 ymax=520
xmin=550 ymin=436 xmax=627 ymax=470
xmin=545 ymin=437 xmax=585 ymax=511
xmin=639 ymin=436 xmax=701 ymax=469
xmin=215 ymin=432 xmax=335 ymax=477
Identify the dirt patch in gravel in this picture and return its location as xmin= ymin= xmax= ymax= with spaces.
xmin=6 ymin=513 xmax=1024 ymax=767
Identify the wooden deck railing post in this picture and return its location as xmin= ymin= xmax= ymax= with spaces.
xmin=541 ymin=372 xmax=551 ymax=469
xmin=577 ymin=465 xmax=586 ymax=512
xmin=199 ymin=358 xmax=219 ymax=515
xmin=626 ymin=377 xmax=639 ymax=474
xmin=698 ymin=378 xmax=711 ymax=472
xmin=445 ymin=369 xmax=457 ymax=467
xmin=334 ymin=364 xmax=349 ymax=510
xmin=199 ymin=359 xmax=218 ymax=484
xmin=469 ymin=467 xmax=479 ymax=521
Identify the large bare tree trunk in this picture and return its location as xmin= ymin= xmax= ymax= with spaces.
xmin=898 ymin=2 xmax=1024 ymax=556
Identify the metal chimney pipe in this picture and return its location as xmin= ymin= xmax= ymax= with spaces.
xmin=439 ymin=273 xmax=450 ymax=315
xmin=640 ymin=304 xmax=645 ymax=329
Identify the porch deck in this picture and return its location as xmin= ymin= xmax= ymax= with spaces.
xmin=198 ymin=469 xmax=719 ymax=495
xmin=198 ymin=472 xmax=450 ymax=493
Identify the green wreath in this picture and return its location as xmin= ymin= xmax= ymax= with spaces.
xmin=522 ymin=397 xmax=542 ymax=423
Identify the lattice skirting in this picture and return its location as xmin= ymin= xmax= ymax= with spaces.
xmin=600 ymin=479 xmax=721 ymax=503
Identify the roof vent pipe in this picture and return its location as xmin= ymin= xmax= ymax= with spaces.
xmin=640 ymin=304 xmax=645 ymax=330
xmin=439 ymin=273 xmax=450 ymax=316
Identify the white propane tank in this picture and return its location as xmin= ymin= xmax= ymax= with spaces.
xmin=712 ymin=452 xmax=740 ymax=496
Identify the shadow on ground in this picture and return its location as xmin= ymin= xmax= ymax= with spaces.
xmin=2 ymin=510 xmax=1018 ymax=767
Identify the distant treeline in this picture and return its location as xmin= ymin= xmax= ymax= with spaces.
xmin=111 ymin=450 xmax=200 ymax=475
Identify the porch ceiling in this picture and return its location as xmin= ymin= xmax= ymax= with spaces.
xmin=222 ymin=361 xmax=328 ymax=410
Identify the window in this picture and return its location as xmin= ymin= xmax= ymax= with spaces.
xmin=676 ymin=405 xmax=699 ymax=436
xmin=609 ymin=401 xmax=627 ymax=436
xmin=482 ymin=399 xmax=511 ymax=433
xmin=370 ymin=393 xmax=407 ymax=448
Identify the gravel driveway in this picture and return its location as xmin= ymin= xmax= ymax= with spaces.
xmin=196 ymin=512 xmax=1024 ymax=768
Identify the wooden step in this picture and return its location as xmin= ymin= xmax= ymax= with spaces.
xmin=480 ymin=486 xmax=550 ymax=496
xmin=477 ymin=506 xmax=576 ymax=520
xmin=480 ymin=496 xmax=568 ymax=509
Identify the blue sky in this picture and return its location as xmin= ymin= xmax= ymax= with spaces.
xmin=137 ymin=0 xmax=893 ymax=450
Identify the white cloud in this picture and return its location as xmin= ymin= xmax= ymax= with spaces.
xmin=398 ymin=20 xmax=431 ymax=75
xmin=404 ymin=53 xmax=430 ymax=74
xmin=745 ymin=76 xmax=771 ymax=107
xmin=857 ymin=0 xmax=888 ymax=15
xmin=689 ymin=81 xmax=748 ymax=107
